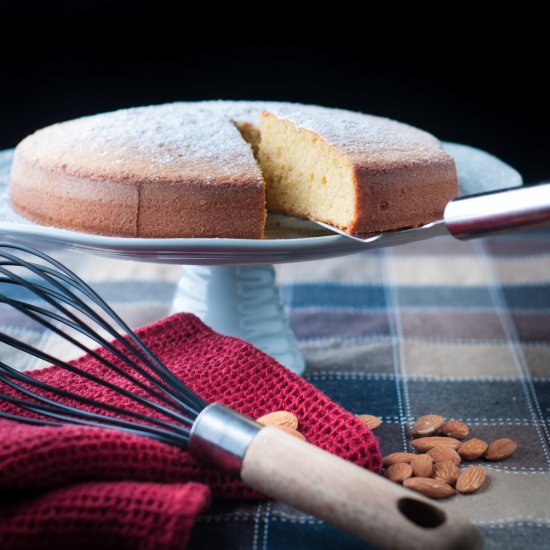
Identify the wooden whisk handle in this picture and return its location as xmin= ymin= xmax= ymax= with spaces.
xmin=190 ymin=404 xmax=482 ymax=549
xmin=241 ymin=427 xmax=482 ymax=550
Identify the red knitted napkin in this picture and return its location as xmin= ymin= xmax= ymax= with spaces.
xmin=0 ymin=313 xmax=381 ymax=549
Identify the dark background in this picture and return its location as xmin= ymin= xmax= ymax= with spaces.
xmin=0 ymin=3 xmax=547 ymax=183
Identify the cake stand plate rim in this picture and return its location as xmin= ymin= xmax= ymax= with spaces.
xmin=0 ymin=142 xmax=523 ymax=265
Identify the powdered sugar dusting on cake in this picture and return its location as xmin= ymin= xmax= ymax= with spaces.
xmin=20 ymin=102 xmax=279 ymax=183
xmin=264 ymin=104 xmax=443 ymax=159
xmin=16 ymin=101 xmax=446 ymax=184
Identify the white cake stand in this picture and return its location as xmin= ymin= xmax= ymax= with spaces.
xmin=0 ymin=143 xmax=522 ymax=374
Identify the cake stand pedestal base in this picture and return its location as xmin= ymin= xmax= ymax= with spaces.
xmin=170 ymin=265 xmax=305 ymax=375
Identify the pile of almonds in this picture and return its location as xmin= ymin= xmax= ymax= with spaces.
xmin=256 ymin=410 xmax=518 ymax=500
xmin=375 ymin=414 xmax=518 ymax=499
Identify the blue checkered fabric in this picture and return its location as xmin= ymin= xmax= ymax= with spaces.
xmin=189 ymin=231 xmax=550 ymax=549
xmin=2 ymin=231 xmax=548 ymax=549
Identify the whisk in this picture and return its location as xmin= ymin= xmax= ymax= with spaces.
xmin=0 ymin=242 xmax=481 ymax=550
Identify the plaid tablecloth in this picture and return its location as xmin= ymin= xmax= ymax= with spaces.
xmin=2 ymin=230 xmax=550 ymax=549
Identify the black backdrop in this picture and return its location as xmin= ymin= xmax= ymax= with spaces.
xmin=0 ymin=3 xmax=547 ymax=183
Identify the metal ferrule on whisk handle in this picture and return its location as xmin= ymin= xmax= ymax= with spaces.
xmin=189 ymin=402 xmax=261 ymax=476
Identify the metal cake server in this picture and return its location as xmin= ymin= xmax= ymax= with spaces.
xmin=316 ymin=182 xmax=550 ymax=245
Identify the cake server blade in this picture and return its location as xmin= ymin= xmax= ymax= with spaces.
xmin=317 ymin=181 xmax=550 ymax=246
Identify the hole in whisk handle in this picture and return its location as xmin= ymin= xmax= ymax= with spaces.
xmin=398 ymin=497 xmax=447 ymax=528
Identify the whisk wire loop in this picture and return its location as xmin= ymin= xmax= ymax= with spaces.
xmin=0 ymin=242 xmax=211 ymax=447
xmin=0 ymin=372 xmax=189 ymax=447
xmin=0 ymin=360 xmax=192 ymax=434
xmin=0 ymin=290 xmax=200 ymax=419
xmin=0 ymin=246 xmax=206 ymax=413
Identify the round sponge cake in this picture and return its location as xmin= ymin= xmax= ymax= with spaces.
xmin=9 ymin=101 xmax=458 ymax=238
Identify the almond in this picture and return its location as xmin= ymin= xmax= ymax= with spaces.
xmin=457 ymin=438 xmax=488 ymax=460
xmin=411 ymin=414 xmax=444 ymax=437
xmin=403 ymin=477 xmax=456 ymax=499
xmin=410 ymin=436 xmax=460 ymax=452
xmin=256 ymin=411 xmax=298 ymax=431
xmin=277 ymin=426 xmax=306 ymax=440
xmin=441 ymin=419 xmax=469 ymax=440
xmin=484 ymin=438 xmax=518 ymax=461
xmin=427 ymin=446 xmax=461 ymax=465
xmin=410 ymin=454 xmax=434 ymax=477
xmin=386 ymin=463 xmax=413 ymax=483
xmin=456 ymin=466 xmax=487 ymax=494
xmin=382 ymin=452 xmax=417 ymax=467
xmin=432 ymin=462 xmax=460 ymax=485
xmin=357 ymin=414 xmax=382 ymax=431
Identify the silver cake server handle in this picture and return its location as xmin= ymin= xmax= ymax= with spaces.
xmin=444 ymin=181 xmax=550 ymax=239
xmin=317 ymin=181 xmax=550 ymax=245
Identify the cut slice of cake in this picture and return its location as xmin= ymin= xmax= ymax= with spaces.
xmin=258 ymin=106 xmax=458 ymax=234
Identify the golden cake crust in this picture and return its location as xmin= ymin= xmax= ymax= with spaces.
xmin=10 ymin=102 xmax=273 ymax=238
xmin=9 ymin=101 xmax=458 ymax=238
